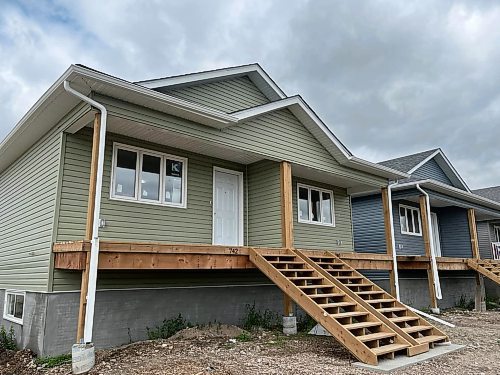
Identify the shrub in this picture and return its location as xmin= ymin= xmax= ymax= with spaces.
xmin=0 ymin=326 xmax=17 ymax=350
xmin=456 ymin=295 xmax=475 ymax=310
xmin=296 ymin=314 xmax=316 ymax=333
xmin=241 ymin=303 xmax=282 ymax=331
xmin=35 ymin=354 xmax=72 ymax=368
xmin=235 ymin=332 xmax=252 ymax=342
xmin=146 ymin=314 xmax=192 ymax=340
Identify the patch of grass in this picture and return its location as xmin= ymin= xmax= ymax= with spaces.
xmin=235 ymin=331 xmax=252 ymax=342
xmin=456 ymin=295 xmax=475 ymax=310
xmin=241 ymin=303 xmax=282 ymax=331
xmin=146 ymin=314 xmax=192 ymax=340
xmin=0 ymin=326 xmax=17 ymax=350
xmin=35 ymin=354 xmax=72 ymax=368
xmin=485 ymin=296 xmax=500 ymax=310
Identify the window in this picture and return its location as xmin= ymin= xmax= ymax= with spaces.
xmin=297 ymin=184 xmax=335 ymax=226
xmin=494 ymin=226 xmax=500 ymax=243
xmin=399 ymin=204 xmax=422 ymax=236
xmin=111 ymin=143 xmax=187 ymax=208
xmin=3 ymin=291 xmax=25 ymax=324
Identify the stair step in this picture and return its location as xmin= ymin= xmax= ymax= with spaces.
xmin=344 ymin=321 xmax=381 ymax=330
xmin=367 ymin=299 xmax=395 ymax=304
xmin=331 ymin=311 xmax=369 ymax=319
xmin=319 ymin=302 xmax=356 ymax=308
xmin=281 ymin=269 xmax=314 ymax=273
xmin=263 ymin=254 xmax=295 ymax=258
xmin=372 ymin=343 xmax=409 ymax=356
xmin=309 ymin=293 xmax=345 ymax=299
xmin=356 ymin=291 xmax=383 ymax=295
xmin=359 ymin=332 xmax=396 ymax=343
xmin=288 ymin=276 xmax=324 ymax=281
xmin=390 ymin=316 xmax=420 ymax=323
xmin=336 ymin=276 xmax=363 ymax=280
xmin=403 ymin=325 xmax=433 ymax=333
xmin=345 ymin=283 xmax=372 ymax=287
xmin=415 ymin=335 xmax=448 ymax=344
xmin=298 ymin=284 xmax=330 ymax=289
xmin=270 ymin=261 xmax=304 ymax=265
xmin=378 ymin=307 xmax=407 ymax=313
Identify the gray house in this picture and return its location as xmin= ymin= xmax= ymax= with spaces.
xmin=352 ymin=149 xmax=500 ymax=310
xmin=0 ymin=64 xmax=405 ymax=357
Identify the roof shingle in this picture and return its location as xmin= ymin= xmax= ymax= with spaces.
xmin=379 ymin=149 xmax=439 ymax=173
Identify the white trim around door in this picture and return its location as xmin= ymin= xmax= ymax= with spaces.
xmin=212 ymin=167 xmax=244 ymax=246
xmin=430 ymin=212 xmax=442 ymax=257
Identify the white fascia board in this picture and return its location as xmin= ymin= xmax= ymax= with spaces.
xmin=136 ymin=64 xmax=286 ymax=101
xmin=392 ymin=179 xmax=500 ymax=211
xmin=407 ymin=149 xmax=470 ymax=192
xmin=71 ymin=65 xmax=238 ymax=128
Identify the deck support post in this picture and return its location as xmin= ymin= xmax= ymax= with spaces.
xmin=280 ymin=161 xmax=295 ymax=318
xmin=419 ymin=195 xmax=439 ymax=312
xmin=381 ymin=187 xmax=397 ymax=297
xmin=76 ymin=113 xmax=101 ymax=342
xmin=468 ymin=208 xmax=486 ymax=311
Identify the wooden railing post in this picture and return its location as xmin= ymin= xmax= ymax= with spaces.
xmin=381 ymin=187 xmax=397 ymax=297
xmin=468 ymin=208 xmax=486 ymax=311
xmin=280 ymin=161 xmax=294 ymax=316
xmin=419 ymin=195 xmax=438 ymax=311
xmin=76 ymin=113 xmax=101 ymax=342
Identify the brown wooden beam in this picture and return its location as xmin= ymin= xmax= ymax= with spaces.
xmin=77 ymin=113 xmax=100 ymax=342
xmin=381 ymin=187 xmax=397 ymax=296
xmin=280 ymin=161 xmax=294 ymax=316
xmin=467 ymin=208 xmax=480 ymax=259
xmin=419 ymin=195 xmax=438 ymax=310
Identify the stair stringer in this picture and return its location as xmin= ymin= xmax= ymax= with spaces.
xmin=294 ymin=249 xmax=448 ymax=354
xmin=467 ymin=259 xmax=500 ymax=285
xmin=249 ymin=248 xmax=412 ymax=366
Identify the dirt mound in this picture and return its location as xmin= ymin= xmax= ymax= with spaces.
xmin=169 ymin=324 xmax=245 ymax=340
xmin=0 ymin=349 xmax=37 ymax=375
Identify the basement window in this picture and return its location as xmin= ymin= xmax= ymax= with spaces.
xmin=111 ymin=143 xmax=187 ymax=208
xmin=399 ymin=204 xmax=422 ymax=236
xmin=3 ymin=291 xmax=25 ymax=324
xmin=297 ymin=183 xmax=335 ymax=226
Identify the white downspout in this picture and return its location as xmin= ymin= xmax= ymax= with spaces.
xmin=63 ymin=81 xmax=107 ymax=344
xmin=416 ymin=184 xmax=443 ymax=302
xmin=386 ymin=182 xmax=400 ymax=301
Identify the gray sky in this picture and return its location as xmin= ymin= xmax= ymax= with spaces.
xmin=1 ymin=0 xmax=499 ymax=189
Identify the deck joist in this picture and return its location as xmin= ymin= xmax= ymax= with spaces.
xmin=53 ymin=241 xmax=471 ymax=271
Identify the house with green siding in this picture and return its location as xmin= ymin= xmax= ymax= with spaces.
xmin=0 ymin=64 xmax=405 ymax=356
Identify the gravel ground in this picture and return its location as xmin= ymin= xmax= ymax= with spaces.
xmin=1 ymin=310 xmax=498 ymax=375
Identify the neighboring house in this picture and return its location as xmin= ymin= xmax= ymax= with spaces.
xmin=352 ymin=149 xmax=500 ymax=310
xmin=0 ymin=64 xmax=403 ymax=356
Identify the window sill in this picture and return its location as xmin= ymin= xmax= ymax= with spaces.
xmin=2 ymin=315 xmax=23 ymax=325
xmin=400 ymin=231 xmax=422 ymax=237
xmin=109 ymin=196 xmax=187 ymax=209
xmin=297 ymin=220 xmax=336 ymax=228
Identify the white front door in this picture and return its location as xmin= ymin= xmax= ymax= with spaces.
xmin=213 ymin=168 xmax=243 ymax=246
xmin=431 ymin=213 xmax=442 ymax=257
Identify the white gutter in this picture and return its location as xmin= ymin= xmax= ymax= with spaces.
xmin=387 ymin=182 xmax=401 ymax=301
xmin=416 ymin=184 xmax=443 ymax=303
xmin=407 ymin=306 xmax=455 ymax=328
xmin=63 ymin=81 xmax=107 ymax=344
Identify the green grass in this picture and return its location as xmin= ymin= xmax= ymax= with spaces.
xmin=241 ymin=303 xmax=282 ymax=331
xmin=0 ymin=326 xmax=17 ymax=350
xmin=35 ymin=354 xmax=72 ymax=368
xmin=235 ymin=332 xmax=252 ymax=342
xmin=146 ymin=314 xmax=192 ymax=340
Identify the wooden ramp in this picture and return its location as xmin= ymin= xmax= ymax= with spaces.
xmin=295 ymin=250 xmax=449 ymax=349
xmin=249 ymin=248 xmax=426 ymax=365
xmin=467 ymin=259 xmax=500 ymax=284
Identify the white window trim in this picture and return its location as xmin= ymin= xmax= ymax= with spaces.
xmin=110 ymin=142 xmax=188 ymax=208
xmin=493 ymin=225 xmax=500 ymax=243
xmin=399 ymin=204 xmax=422 ymax=236
xmin=3 ymin=290 xmax=25 ymax=325
xmin=296 ymin=183 xmax=335 ymax=227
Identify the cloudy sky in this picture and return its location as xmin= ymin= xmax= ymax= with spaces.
xmin=1 ymin=0 xmax=499 ymax=188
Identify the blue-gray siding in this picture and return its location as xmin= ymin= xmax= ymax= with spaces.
xmin=434 ymin=206 xmax=472 ymax=258
xmin=352 ymin=194 xmax=386 ymax=253
xmin=477 ymin=221 xmax=494 ymax=259
xmin=393 ymin=199 xmax=425 ymax=256
xmin=412 ymin=159 xmax=453 ymax=186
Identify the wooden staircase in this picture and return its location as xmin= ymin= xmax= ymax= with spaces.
xmin=249 ymin=248 xmax=426 ymax=365
xmin=467 ymin=259 xmax=500 ymax=284
xmin=295 ymin=250 xmax=449 ymax=350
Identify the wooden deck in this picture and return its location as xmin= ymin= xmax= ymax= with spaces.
xmin=53 ymin=241 xmax=471 ymax=271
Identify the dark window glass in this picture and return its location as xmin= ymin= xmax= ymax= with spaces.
xmin=413 ymin=210 xmax=420 ymax=234
xmin=165 ymin=159 xmax=183 ymax=204
xmin=321 ymin=192 xmax=333 ymax=224
xmin=298 ymin=187 xmax=309 ymax=221
xmin=141 ymin=154 xmax=161 ymax=201
xmin=115 ymin=149 xmax=137 ymax=198
xmin=311 ymin=189 xmax=320 ymax=222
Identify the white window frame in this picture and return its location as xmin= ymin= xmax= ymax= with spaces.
xmin=494 ymin=226 xmax=500 ymax=243
xmin=110 ymin=142 xmax=188 ymax=208
xmin=296 ymin=183 xmax=335 ymax=227
xmin=3 ymin=290 xmax=25 ymax=325
xmin=399 ymin=204 xmax=422 ymax=236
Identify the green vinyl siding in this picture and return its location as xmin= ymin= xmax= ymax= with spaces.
xmin=96 ymin=95 xmax=387 ymax=187
xmin=157 ymin=76 xmax=270 ymax=113
xmin=0 ymin=129 xmax=62 ymax=291
xmin=247 ymin=160 xmax=282 ymax=247
xmin=292 ymin=177 xmax=354 ymax=252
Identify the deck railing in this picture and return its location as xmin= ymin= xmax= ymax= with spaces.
xmin=492 ymin=242 xmax=500 ymax=260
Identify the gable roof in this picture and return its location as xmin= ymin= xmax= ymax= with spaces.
xmin=379 ymin=148 xmax=470 ymax=192
xmin=473 ymin=186 xmax=500 ymax=203
xmin=136 ymin=63 xmax=286 ymax=102
xmin=0 ymin=64 xmax=407 ymax=180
